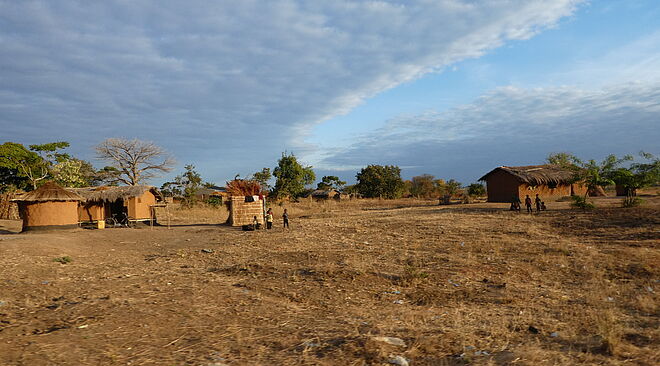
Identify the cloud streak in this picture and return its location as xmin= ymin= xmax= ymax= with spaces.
xmin=0 ymin=0 xmax=582 ymax=182
xmin=321 ymin=81 xmax=660 ymax=182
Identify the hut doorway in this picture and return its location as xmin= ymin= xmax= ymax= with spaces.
xmin=106 ymin=200 xmax=127 ymax=221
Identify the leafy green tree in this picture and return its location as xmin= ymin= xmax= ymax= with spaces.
xmin=272 ymin=153 xmax=315 ymax=198
xmin=576 ymin=155 xmax=631 ymax=198
xmin=317 ymin=175 xmax=346 ymax=190
xmin=546 ymin=152 xmax=581 ymax=167
xmin=51 ymin=159 xmax=96 ymax=188
xmin=251 ymin=168 xmax=272 ymax=191
xmin=444 ymin=179 xmax=463 ymax=197
xmin=175 ymin=164 xmax=203 ymax=207
xmin=355 ymin=165 xmax=404 ymax=199
xmin=467 ymin=183 xmax=486 ymax=197
xmin=609 ymin=152 xmax=660 ymax=196
xmin=93 ymin=166 xmax=122 ymax=186
xmin=0 ymin=141 xmax=69 ymax=190
xmin=410 ymin=174 xmax=437 ymax=198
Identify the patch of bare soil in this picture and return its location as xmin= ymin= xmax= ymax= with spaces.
xmin=0 ymin=199 xmax=658 ymax=365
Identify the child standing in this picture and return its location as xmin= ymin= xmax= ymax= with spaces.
xmin=525 ymin=195 xmax=533 ymax=213
xmin=266 ymin=208 xmax=273 ymax=229
xmin=283 ymin=208 xmax=289 ymax=229
xmin=535 ymin=194 xmax=542 ymax=212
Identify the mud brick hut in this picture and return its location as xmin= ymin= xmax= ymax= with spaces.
xmin=12 ymin=181 xmax=84 ymax=232
xmin=229 ymin=195 xmax=265 ymax=226
xmin=67 ymin=185 xmax=163 ymax=224
xmin=479 ymin=165 xmax=587 ymax=202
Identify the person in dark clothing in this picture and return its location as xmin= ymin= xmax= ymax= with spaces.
xmin=283 ymin=209 xmax=289 ymax=229
xmin=535 ymin=194 xmax=542 ymax=212
xmin=524 ymin=195 xmax=533 ymax=213
xmin=510 ymin=195 xmax=521 ymax=211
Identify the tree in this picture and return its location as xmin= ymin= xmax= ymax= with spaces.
xmin=175 ymin=164 xmax=203 ymax=207
xmin=576 ymin=155 xmax=631 ymax=198
xmin=444 ymin=179 xmax=462 ymax=197
xmin=51 ymin=159 xmax=96 ymax=188
xmin=355 ymin=165 xmax=404 ymax=199
xmin=272 ymin=153 xmax=315 ymax=198
xmin=251 ymin=168 xmax=272 ymax=192
xmin=609 ymin=151 xmax=660 ymax=196
xmin=546 ymin=152 xmax=581 ymax=167
xmin=92 ymin=166 xmax=122 ymax=186
xmin=95 ymin=138 xmax=175 ymax=185
xmin=410 ymin=174 xmax=437 ymax=198
xmin=317 ymin=175 xmax=346 ymax=190
xmin=467 ymin=183 xmax=486 ymax=197
xmin=0 ymin=141 xmax=70 ymax=190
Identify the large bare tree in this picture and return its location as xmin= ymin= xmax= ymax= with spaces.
xmin=95 ymin=138 xmax=175 ymax=185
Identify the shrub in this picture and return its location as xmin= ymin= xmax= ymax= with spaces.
xmin=621 ymin=196 xmax=643 ymax=208
xmin=53 ymin=256 xmax=72 ymax=264
xmin=571 ymin=195 xmax=595 ymax=210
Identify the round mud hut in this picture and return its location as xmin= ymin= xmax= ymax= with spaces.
xmin=13 ymin=181 xmax=84 ymax=232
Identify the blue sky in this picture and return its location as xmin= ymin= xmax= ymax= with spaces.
xmin=1 ymin=0 xmax=658 ymax=187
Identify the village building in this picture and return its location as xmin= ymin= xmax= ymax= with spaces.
xmin=479 ymin=165 xmax=587 ymax=203
xmin=228 ymin=195 xmax=265 ymax=226
xmin=12 ymin=181 xmax=84 ymax=232
xmin=306 ymin=189 xmax=342 ymax=201
xmin=67 ymin=185 xmax=163 ymax=224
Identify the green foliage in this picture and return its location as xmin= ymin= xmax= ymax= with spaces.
xmin=0 ymin=141 xmax=65 ymax=190
xmin=51 ymin=159 xmax=96 ymax=188
xmin=251 ymin=168 xmax=272 ymax=191
xmin=206 ymin=195 xmax=223 ymax=207
xmin=272 ymin=153 xmax=315 ymax=198
xmin=611 ymin=152 xmax=660 ymax=194
xmin=317 ymin=175 xmax=346 ymax=190
xmin=443 ymin=179 xmax=463 ymax=197
xmin=546 ymin=152 xmax=581 ymax=167
xmin=410 ymin=174 xmax=437 ymax=198
xmin=355 ymin=165 xmax=404 ymax=199
xmin=93 ymin=166 xmax=122 ymax=186
xmin=571 ymin=195 xmax=595 ymax=210
xmin=467 ymin=183 xmax=486 ymax=197
xmin=621 ymin=196 xmax=643 ymax=208
xmin=176 ymin=164 xmax=203 ymax=207
xmin=53 ymin=256 xmax=72 ymax=264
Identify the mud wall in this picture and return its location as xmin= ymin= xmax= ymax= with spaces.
xmin=20 ymin=201 xmax=79 ymax=229
xmin=230 ymin=196 xmax=264 ymax=226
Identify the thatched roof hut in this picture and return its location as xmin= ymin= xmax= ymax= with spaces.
xmin=479 ymin=165 xmax=586 ymax=202
xmin=12 ymin=182 xmax=83 ymax=232
xmin=479 ymin=165 xmax=575 ymax=186
xmin=67 ymin=185 xmax=162 ymax=223
xmin=67 ymin=185 xmax=162 ymax=202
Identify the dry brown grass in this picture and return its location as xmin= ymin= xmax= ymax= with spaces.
xmin=0 ymin=196 xmax=658 ymax=365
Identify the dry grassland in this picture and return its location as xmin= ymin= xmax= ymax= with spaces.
xmin=0 ymin=196 xmax=658 ymax=365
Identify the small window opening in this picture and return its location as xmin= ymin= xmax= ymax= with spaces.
xmin=548 ymin=182 xmax=558 ymax=189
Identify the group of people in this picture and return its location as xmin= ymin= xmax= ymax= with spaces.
xmin=510 ymin=193 xmax=546 ymax=213
xmin=249 ymin=208 xmax=289 ymax=230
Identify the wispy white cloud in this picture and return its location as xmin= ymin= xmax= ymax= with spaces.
xmin=0 ymin=0 xmax=582 ymax=181
xmin=321 ymin=81 xmax=660 ymax=181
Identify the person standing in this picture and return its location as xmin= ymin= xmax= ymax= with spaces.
xmin=283 ymin=208 xmax=289 ymax=229
xmin=535 ymin=194 xmax=542 ymax=212
xmin=266 ymin=208 xmax=273 ymax=229
xmin=524 ymin=195 xmax=533 ymax=213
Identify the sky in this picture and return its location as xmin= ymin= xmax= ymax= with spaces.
xmin=1 ymin=0 xmax=659 ymax=187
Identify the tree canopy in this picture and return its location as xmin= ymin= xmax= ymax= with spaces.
xmin=317 ymin=175 xmax=346 ymax=191
xmin=272 ymin=153 xmax=315 ymax=198
xmin=355 ymin=165 xmax=404 ymax=199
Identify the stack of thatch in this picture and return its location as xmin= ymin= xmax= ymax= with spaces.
xmin=226 ymin=180 xmax=262 ymax=196
xmin=0 ymin=192 xmax=21 ymax=220
xmin=68 ymin=185 xmax=160 ymax=202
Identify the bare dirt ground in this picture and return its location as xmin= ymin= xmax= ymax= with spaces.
xmin=0 ymin=196 xmax=658 ymax=365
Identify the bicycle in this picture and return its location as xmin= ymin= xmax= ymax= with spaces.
xmin=105 ymin=212 xmax=132 ymax=228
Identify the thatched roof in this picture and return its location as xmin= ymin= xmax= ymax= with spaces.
xmin=308 ymin=189 xmax=340 ymax=198
xmin=13 ymin=181 xmax=84 ymax=202
xmin=67 ymin=185 xmax=162 ymax=203
xmin=479 ymin=165 xmax=576 ymax=185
